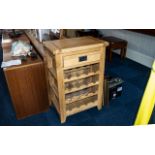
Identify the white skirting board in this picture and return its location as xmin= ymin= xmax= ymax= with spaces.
xmin=114 ymin=49 xmax=154 ymax=68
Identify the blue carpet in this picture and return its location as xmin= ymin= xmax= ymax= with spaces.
xmin=0 ymin=35 xmax=153 ymax=126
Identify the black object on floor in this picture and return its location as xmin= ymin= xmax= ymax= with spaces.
xmin=104 ymin=76 xmax=124 ymax=105
xmin=0 ymin=35 xmax=152 ymax=126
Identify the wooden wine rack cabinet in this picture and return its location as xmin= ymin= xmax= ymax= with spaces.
xmin=43 ymin=37 xmax=108 ymax=123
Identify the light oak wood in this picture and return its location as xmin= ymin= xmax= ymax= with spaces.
xmin=43 ymin=36 xmax=108 ymax=123
xmin=64 ymin=71 xmax=99 ymax=83
xmin=43 ymin=36 xmax=108 ymax=55
xmin=66 ymin=92 xmax=98 ymax=104
xmin=65 ymin=81 xmax=99 ymax=94
xmin=66 ymin=101 xmax=98 ymax=116
xmin=49 ymin=87 xmax=60 ymax=114
xmin=98 ymin=47 xmax=106 ymax=109
xmin=55 ymin=54 xmax=66 ymax=123
xmin=63 ymin=51 xmax=100 ymax=68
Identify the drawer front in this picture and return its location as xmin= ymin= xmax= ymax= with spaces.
xmin=63 ymin=52 xmax=100 ymax=68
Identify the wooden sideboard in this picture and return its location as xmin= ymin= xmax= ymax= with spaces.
xmin=2 ymin=33 xmax=49 ymax=119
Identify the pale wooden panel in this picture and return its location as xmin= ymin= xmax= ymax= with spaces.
xmin=63 ymin=52 xmax=100 ymax=68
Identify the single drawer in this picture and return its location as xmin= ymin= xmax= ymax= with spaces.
xmin=63 ymin=51 xmax=100 ymax=68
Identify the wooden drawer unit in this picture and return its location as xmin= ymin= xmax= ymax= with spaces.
xmin=43 ymin=36 xmax=108 ymax=123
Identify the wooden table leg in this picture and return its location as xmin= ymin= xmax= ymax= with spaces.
xmin=120 ymin=48 xmax=124 ymax=59
xmin=120 ymin=46 xmax=127 ymax=59
xmin=123 ymin=46 xmax=127 ymax=58
xmin=109 ymin=48 xmax=113 ymax=62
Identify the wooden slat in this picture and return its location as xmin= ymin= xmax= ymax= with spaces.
xmin=49 ymin=82 xmax=58 ymax=98
xmin=66 ymin=101 xmax=97 ymax=116
xmin=65 ymin=92 xmax=98 ymax=104
xmin=65 ymin=82 xmax=99 ymax=94
xmin=64 ymin=71 xmax=99 ymax=83
xmin=49 ymin=93 xmax=60 ymax=114
xmin=48 ymin=68 xmax=57 ymax=81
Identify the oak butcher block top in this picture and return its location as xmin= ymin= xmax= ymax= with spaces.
xmin=43 ymin=36 xmax=109 ymax=55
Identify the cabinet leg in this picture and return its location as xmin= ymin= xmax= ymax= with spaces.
xmin=97 ymin=104 xmax=102 ymax=110
xmin=60 ymin=115 xmax=66 ymax=123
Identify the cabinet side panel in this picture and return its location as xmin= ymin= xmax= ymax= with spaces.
xmin=4 ymin=63 xmax=49 ymax=119
xmin=55 ymin=54 xmax=66 ymax=123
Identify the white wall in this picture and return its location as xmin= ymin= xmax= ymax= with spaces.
xmin=98 ymin=29 xmax=155 ymax=68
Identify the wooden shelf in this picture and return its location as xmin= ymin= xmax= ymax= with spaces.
xmin=65 ymin=92 xmax=98 ymax=104
xmin=64 ymin=71 xmax=99 ymax=83
xmin=66 ymin=101 xmax=97 ymax=116
xmin=65 ymin=82 xmax=99 ymax=94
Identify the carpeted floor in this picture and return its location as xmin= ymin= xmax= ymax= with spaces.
xmin=0 ymin=35 xmax=153 ymax=126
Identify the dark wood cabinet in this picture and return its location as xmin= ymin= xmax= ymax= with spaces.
xmin=2 ymin=33 xmax=49 ymax=119
xmin=4 ymin=60 xmax=49 ymax=119
xmin=127 ymin=29 xmax=155 ymax=37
